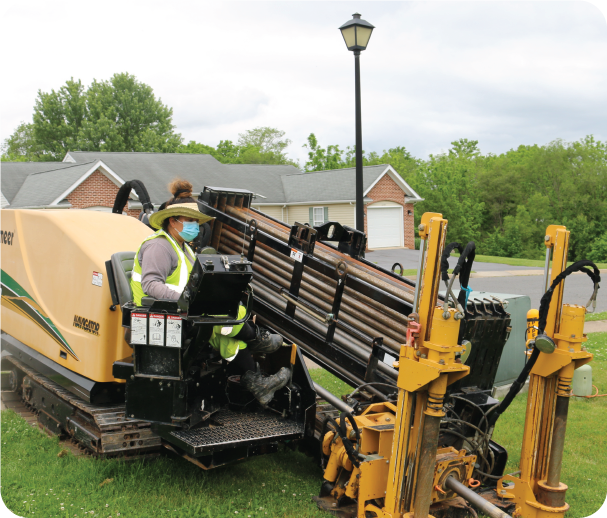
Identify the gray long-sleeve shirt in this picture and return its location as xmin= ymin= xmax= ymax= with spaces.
xmin=138 ymin=236 xmax=194 ymax=300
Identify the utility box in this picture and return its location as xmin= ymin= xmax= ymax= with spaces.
xmin=471 ymin=291 xmax=530 ymax=387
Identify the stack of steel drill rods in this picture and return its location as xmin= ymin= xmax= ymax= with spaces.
xmin=219 ymin=228 xmax=408 ymax=351
xmin=250 ymin=281 xmax=398 ymax=381
xmin=224 ymin=206 xmax=415 ymax=304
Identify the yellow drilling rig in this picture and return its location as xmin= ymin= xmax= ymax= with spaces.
xmin=1 ymin=183 xmax=601 ymax=518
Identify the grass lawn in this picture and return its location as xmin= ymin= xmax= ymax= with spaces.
xmin=2 ymin=338 xmax=605 ymax=518
xmin=451 ymin=253 xmax=607 ymax=270
xmin=587 ymin=311 xmax=607 ymax=322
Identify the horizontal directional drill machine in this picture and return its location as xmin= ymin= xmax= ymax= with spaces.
xmin=1 ymin=184 xmax=600 ymax=518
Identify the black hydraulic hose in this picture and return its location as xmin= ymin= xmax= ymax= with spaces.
xmin=338 ymin=411 xmax=363 ymax=468
xmin=112 ymin=180 xmax=154 ymax=214
xmin=488 ymin=259 xmax=600 ymax=427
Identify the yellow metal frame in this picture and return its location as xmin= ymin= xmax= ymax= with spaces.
xmin=498 ymin=225 xmax=593 ymax=518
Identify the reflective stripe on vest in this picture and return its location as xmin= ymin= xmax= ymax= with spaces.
xmin=130 ymin=230 xmax=196 ymax=305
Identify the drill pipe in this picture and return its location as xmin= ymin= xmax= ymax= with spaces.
xmin=219 ymin=238 xmax=406 ymax=349
xmin=220 ymin=229 xmax=410 ymax=333
xmin=443 ymin=477 xmax=513 ymax=518
xmin=238 ymin=206 xmax=418 ymax=296
xmin=221 ymin=226 xmax=411 ymax=326
xmin=224 ymin=206 xmax=415 ymax=303
xmin=252 ymin=281 xmax=398 ymax=381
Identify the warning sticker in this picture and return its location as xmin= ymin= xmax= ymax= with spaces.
xmin=166 ymin=315 xmax=182 ymax=348
xmin=92 ymin=271 xmax=103 ymax=287
xmin=130 ymin=313 xmax=148 ymax=345
xmin=290 ymin=248 xmax=303 ymax=263
xmin=148 ymin=314 xmax=165 ymax=346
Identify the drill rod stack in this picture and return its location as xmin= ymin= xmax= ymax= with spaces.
xmin=200 ymin=187 xmax=417 ymax=390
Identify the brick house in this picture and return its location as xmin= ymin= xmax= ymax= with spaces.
xmin=2 ymin=153 xmax=422 ymax=250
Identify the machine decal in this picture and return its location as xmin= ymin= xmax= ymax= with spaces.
xmin=92 ymin=271 xmax=103 ymax=287
xmin=1 ymin=230 xmax=15 ymax=245
xmin=1 ymin=269 xmax=79 ymax=360
xmin=73 ymin=315 xmax=100 ymax=336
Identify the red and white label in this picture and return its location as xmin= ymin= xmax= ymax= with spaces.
xmin=166 ymin=315 xmax=182 ymax=348
xmin=130 ymin=313 xmax=148 ymax=345
xmin=92 ymin=271 xmax=103 ymax=287
xmin=148 ymin=314 xmax=165 ymax=346
xmin=290 ymin=248 xmax=303 ymax=263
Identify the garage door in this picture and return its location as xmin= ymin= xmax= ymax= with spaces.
xmin=367 ymin=207 xmax=402 ymax=249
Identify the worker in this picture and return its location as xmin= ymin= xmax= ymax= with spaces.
xmin=130 ymin=179 xmax=289 ymax=406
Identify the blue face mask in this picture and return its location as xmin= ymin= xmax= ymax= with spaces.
xmin=177 ymin=221 xmax=200 ymax=241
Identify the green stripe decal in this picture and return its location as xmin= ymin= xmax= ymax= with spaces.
xmin=1 ymin=269 xmax=78 ymax=360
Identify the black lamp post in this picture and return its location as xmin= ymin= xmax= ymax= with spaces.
xmin=339 ymin=13 xmax=374 ymax=235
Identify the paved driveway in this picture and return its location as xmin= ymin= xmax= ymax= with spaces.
xmin=366 ymin=248 xmax=606 ymax=312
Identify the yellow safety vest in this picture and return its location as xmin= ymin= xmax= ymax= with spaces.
xmin=130 ymin=230 xmax=196 ymax=306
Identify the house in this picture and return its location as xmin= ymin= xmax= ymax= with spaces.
xmin=2 ymin=152 xmax=422 ymax=249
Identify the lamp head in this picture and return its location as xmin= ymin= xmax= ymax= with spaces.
xmin=339 ymin=13 xmax=375 ymax=52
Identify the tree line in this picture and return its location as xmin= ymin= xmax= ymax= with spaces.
xmin=3 ymin=73 xmax=605 ymax=262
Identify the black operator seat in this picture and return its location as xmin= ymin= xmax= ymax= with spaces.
xmin=110 ymin=251 xmax=136 ymax=306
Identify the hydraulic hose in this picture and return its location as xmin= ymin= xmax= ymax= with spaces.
xmin=112 ymin=179 xmax=154 ymax=214
xmin=488 ymin=259 xmax=600 ymax=427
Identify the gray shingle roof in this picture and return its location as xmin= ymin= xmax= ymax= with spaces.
xmin=66 ymin=152 xmax=231 ymax=204
xmin=9 ymin=161 xmax=98 ymax=207
xmin=281 ymin=165 xmax=388 ymax=203
xmin=1 ymin=161 xmax=85 ymax=204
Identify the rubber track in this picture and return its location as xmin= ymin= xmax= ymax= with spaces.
xmin=3 ymin=355 xmax=161 ymax=458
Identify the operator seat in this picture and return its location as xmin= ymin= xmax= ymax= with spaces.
xmin=110 ymin=251 xmax=136 ymax=306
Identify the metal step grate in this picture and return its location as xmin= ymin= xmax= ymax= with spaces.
xmin=170 ymin=408 xmax=304 ymax=451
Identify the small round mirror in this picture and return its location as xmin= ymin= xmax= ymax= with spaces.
xmin=535 ymin=334 xmax=556 ymax=354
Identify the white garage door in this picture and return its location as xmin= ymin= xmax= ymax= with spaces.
xmin=367 ymin=207 xmax=402 ymax=249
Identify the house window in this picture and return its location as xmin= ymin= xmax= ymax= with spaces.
xmin=311 ymin=206 xmax=329 ymax=227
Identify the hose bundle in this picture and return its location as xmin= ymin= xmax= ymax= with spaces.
xmin=112 ymin=180 xmax=154 ymax=215
xmin=488 ymin=259 xmax=601 ymax=427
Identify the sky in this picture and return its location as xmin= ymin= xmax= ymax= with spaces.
xmin=1 ymin=0 xmax=606 ymax=165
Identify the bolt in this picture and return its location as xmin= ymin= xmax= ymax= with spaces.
xmin=416 ymin=351 xmax=421 ymax=357
xmin=385 ymin=417 xmax=391 ymax=422
xmin=159 ymin=381 xmax=163 ymax=386
xmin=421 ymin=354 xmax=427 ymax=359
xmin=500 ymin=490 xmax=506 ymax=495
xmin=130 ymin=375 xmax=134 ymax=380
xmin=569 ymin=348 xmax=575 ymax=353
xmin=196 ymin=383 xmax=200 ymax=387
xmin=167 ymin=382 xmax=171 ymax=387
xmin=438 ymin=359 xmax=445 ymax=365
xmin=442 ymin=311 xmax=451 ymax=320
xmin=386 ymin=460 xmax=389 ymax=464
xmin=545 ymin=235 xmax=550 ymax=242
xmin=418 ymin=224 xmax=425 ymax=231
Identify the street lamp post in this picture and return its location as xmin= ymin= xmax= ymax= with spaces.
xmin=339 ymin=13 xmax=374 ymax=236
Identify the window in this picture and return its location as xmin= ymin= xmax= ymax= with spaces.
xmin=312 ymin=206 xmax=328 ymax=227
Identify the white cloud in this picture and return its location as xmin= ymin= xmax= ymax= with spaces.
xmin=1 ymin=1 xmax=606 ymax=164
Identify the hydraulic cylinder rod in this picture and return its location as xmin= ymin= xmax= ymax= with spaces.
xmin=444 ymin=476 xmax=513 ymax=518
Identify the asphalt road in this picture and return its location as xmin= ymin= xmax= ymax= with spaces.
xmin=365 ymin=249 xmax=606 ymax=312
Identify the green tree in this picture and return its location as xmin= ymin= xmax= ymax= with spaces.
xmin=238 ymin=127 xmax=291 ymax=159
xmin=5 ymin=73 xmax=182 ymax=161
xmin=302 ymin=133 xmax=346 ymax=171
xmin=1 ymin=122 xmax=46 ymax=161
xmin=410 ymin=153 xmax=485 ymax=245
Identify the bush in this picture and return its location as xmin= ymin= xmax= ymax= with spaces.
xmin=415 ymin=237 xmax=421 ymax=250
xmin=588 ymin=233 xmax=607 ymax=262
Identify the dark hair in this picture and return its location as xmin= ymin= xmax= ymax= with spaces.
xmin=161 ymin=179 xmax=197 ymax=231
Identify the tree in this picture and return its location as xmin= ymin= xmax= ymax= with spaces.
xmin=302 ymin=133 xmax=346 ymax=171
xmin=77 ymin=73 xmax=182 ymax=154
xmin=5 ymin=73 xmax=182 ymax=161
xmin=1 ymin=122 xmax=46 ymax=161
xmin=238 ymin=127 xmax=291 ymax=158
xmin=178 ymin=129 xmax=299 ymax=167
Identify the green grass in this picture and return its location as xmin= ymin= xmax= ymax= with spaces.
xmin=452 ymin=253 xmax=607 ymax=270
xmin=492 ymin=331 xmax=607 ymax=518
xmin=2 ymin=338 xmax=606 ymax=518
xmin=586 ymin=311 xmax=607 ymax=322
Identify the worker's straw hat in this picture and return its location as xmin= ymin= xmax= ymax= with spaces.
xmin=148 ymin=202 xmax=214 ymax=230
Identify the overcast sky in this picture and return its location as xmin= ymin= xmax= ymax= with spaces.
xmin=1 ymin=1 xmax=606 ymax=165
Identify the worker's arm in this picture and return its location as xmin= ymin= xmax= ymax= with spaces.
xmin=139 ymin=239 xmax=181 ymax=301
